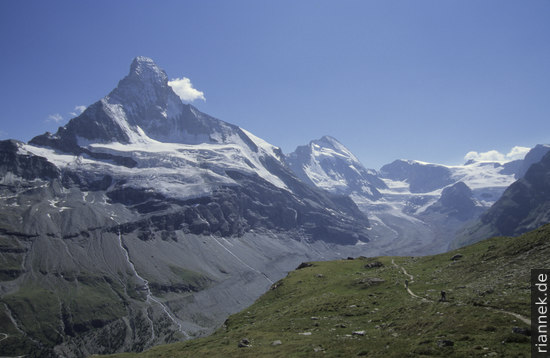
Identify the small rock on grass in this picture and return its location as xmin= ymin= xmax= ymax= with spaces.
xmin=238 ymin=338 xmax=251 ymax=348
xmin=364 ymin=261 xmax=384 ymax=268
xmin=512 ymin=326 xmax=531 ymax=336
xmin=271 ymin=340 xmax=282 ymax=346
xmin=450 ymin=254 xmax=463 ymax=261
xmin=296 ymin=262 xmax=313 ymax=270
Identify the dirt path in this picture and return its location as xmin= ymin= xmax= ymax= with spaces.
xmin=391 ymin=259 xmax=430 ymax=302
xmin=487 ymin=307 xmax=531 ymax=326
xmin=391 ymin=259 xmax=531 ymax=325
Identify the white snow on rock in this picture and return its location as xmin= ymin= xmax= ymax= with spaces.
xmin=23 ymin=127 xmax=289 ymax=201
xmin=24 ymin=57 xmax=291 ymax=199
xmin=286 ymin=136 xmax=383 ymax=199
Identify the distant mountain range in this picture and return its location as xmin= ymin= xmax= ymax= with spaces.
xmin=0 ymin=57 xmax=549 ymax=357
xmin=285 ymin=135 xmax=549 ymax=254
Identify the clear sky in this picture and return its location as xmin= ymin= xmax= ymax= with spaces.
xmin=1 ymin=1 xmax=549 ymax=169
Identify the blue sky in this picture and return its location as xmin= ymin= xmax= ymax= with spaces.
xmin=1 ymin=1 xmax=549 ymax=169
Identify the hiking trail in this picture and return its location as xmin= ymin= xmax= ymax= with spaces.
xmin=391 ymin=258 xmax=531 ymax=325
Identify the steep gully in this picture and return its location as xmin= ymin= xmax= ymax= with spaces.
xmin=116 ymin=231 xmax=189 ymax=339
xmin=391 ymin=259 xmax=531 ymax=326
xmin=210 ymin=235 xmax=274 ymax=285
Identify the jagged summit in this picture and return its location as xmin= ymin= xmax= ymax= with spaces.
xmin=29 ymin=57 xmax=256 ymax=150
xmin=291 ymin=135 xmax=360 ymax=165
xmin=108 ymin=56 xmax=174 ymax=109
xmin=312 ymin=135 xmax=362 ymax=162
xmin=515 ymin=144 xmax=550 ymax=178
xmin=317 ymin=135 xmax=340 ymax=145
xmin=129 ymin=56 xmax=167 ymax=80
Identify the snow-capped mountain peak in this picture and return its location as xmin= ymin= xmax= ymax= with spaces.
xmin=109 ymin=56 xmax=176 ymax=111
xmin=129 ymin=56 xmax=168 ymax=81
xmin=31 ymin=57 xmax=262 ymax=151
xmin=102 ymin=57 xmax=190 ymax=143
xmin=27 ymin=57 xmax=300 ymax=194
xmin=311 ymin=135 xmax=362 ymax=164
xmin=286 ymin=136 xmax=386 ymax=199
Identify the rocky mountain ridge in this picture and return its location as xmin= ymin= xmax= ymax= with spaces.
xmin=285 ymin=136 xmax=550 ymax=254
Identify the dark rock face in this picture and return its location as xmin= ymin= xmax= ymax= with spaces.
xmin=501 ymin=159 xmax=522 ymax=176
xmin=481 ymin=151 xmax=550 ymax=236
xmin=0 ymin=140 xmax=59 ymax=180
xmin=380 ymin=160 xmax=454 ymax=193
xmin=515 ymin=144 xmax=550 ymax=179
xmin=34 ymin=102 xmax=134 ymax=146
xmin=105 ymin=168 xmax=369 ymax=245
xmin=452 ymin=151 xmax=550 ymax=248
xmin=62 ymin=173 xmax=113 ymax=192
xmin=482 ymin=151 xmax=550 ymax=236
xmin=29 ymin=129 xmax=138 ymax=168
xmin=424 ymin=182 xmax=482 ymax=221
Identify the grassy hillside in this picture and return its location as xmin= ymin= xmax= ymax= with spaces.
xmin=99 ymin=224 xmax=550 ymax=357
xmin=0 ymin=272 xmax=129 ymax=357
